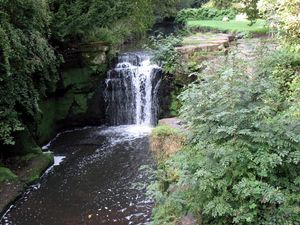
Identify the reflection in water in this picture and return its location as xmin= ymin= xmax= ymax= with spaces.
xmin=1 ymin=126 xmax=154 ymax=225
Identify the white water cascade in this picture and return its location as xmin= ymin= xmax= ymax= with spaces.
xmin=105 ymin=52 xmax=162 ymax=126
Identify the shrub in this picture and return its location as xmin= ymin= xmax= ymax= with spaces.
xmin=50 ymin=0 xmax=155 ymax=44
xmin=147 ymin=34 xmax=182 ymax=74
xmin=257 ymin=49 xmax=300 ymax=97
xmin=149 ymin=50 xmax=300 ymax=224
xmin=176 ymin=8 xmax=237 ymax=24
xmin=258 ymin=0 xmax=300 ymax=51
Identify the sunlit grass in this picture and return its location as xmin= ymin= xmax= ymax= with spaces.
xmin=187 ymin=19 xmax=269 ymax=34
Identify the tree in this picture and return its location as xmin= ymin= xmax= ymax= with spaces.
xmin=239 ymin=0 xmax=259 ymax=23
xmin=0 ymin=0 xmax=58 ymax=145
xmin=258 ymin=0 xmax=300 ymax=51
xmin=49 ymin=0 xmax=156 ymax=47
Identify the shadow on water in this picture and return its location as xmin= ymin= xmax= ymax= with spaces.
xmin=1 ymin=125 xmax=154 ymax=225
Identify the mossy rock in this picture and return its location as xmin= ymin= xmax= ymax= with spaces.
xmin=152 ymin=125 xmax=182 ymax=138
xmin=151 ymin=125 xmax=187 ymax=161
xmin=36 ymin=65 xmax=107 ymax=144
xmin=71 ymin=94 xmax=89 ymax=115
xmin=0 ymin=153 xmax=53 ymax=213
xmin=0 ymin=167 xmax=18 ymax=183
xmin=36 ymin=98 xmax=58 ymax=144
xmin=37 ymin=92 xmax=88 ymax=143
xmin=62 ymin=67 xmax=96 ymax=89
xmin=18 ymin=152 xmax=54 ymax=184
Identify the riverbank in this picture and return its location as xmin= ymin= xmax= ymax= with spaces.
xmin=0 ymin=152 xmax=53 ymax=216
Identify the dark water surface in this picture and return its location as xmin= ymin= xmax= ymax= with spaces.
xmin=1 ymin=125 xmax=154 ymax=225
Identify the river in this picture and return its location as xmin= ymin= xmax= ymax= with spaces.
xmin=1 ymin=52 xmax=161 ymax=225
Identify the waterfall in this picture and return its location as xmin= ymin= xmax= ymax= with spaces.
xmin=105 ymin=52 xmax=162 ymax=126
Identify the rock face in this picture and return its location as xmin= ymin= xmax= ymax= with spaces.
xmin=35 ymin=43 xmax=109 ymax=144
xmin=157 ymin=72 xmax=175 ymax=119
xmin=150 ymin=119 xmax=188 ymax=159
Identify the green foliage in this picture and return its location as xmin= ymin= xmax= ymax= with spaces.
xmin=148 ymin=146 xmax=202 ymax=224
xmin=50 ymin=0 xmax=155 ymax=45
xmin=239 ymin=0 xmax=259 ymax=23
xmin=187 ymin=0 xmax=261 ymax=23
xmin=151 ymin=0 xmax=200 ymax=20
xmin=170 ymin=90 xmax=182 ymax=117
xmin=148 ymin=34 xmax=182 ymax=74
xmin=152 ymin=125 xmax=181 ymax=138
xmin=151 ymin=0 xmax=181 ymax=20
xmin=176 ymin=7 xmax=237 ymax=24
xmin=258 ymin=0 xmax=300 ymax=51
xmin=258 ymin=49 xmax=300 ymax=97
xmin=208 ymin=0 xmax=234 ymax=8
xmin=0 ymin=0 xmax=59 ymax=145
xmin=150 ymin=51 xmax=300 ymax=224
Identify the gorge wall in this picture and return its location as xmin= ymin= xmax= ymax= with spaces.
xmin=36 ymin=43 xmax=110 ymax=145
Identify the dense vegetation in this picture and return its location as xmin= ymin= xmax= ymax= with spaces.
xmin=49 ymin=0 xmax=155 ymax=46
xmin=0 ymin=0 xmax=58 ymax=146
xmin=149 ymin=0 xmax=300 ymax=224
xmin=151 ymin=50 xmax=300 ymax=225
xmin=176 ymin=8 xmax=237 ymax=24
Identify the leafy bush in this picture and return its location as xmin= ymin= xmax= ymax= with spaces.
xmin=50 ymin=0 xmax=155 ymax=45
xmin=258 ymin=0 xmax=300 ymax=51
xmin=150 ymin=51 xmax=300 ymax=224
xmin=258 ymin=49 xmax=300 ymax=97
xmin=0 ymin=0 xmax=59 ymax=145
xmin=148 ymin=146 xmax=202 ymax=224
xmin=176 ymin=7 xmax=237 ymax=24
xmin=147 ymin=34 xmax=182 ymax=74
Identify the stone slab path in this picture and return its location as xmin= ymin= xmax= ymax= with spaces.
xmin=176 ymin=32 xmax=235 ymax=57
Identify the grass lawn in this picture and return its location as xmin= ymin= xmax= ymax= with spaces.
xmin=187 ymin=19 xmax=269 ymax=34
